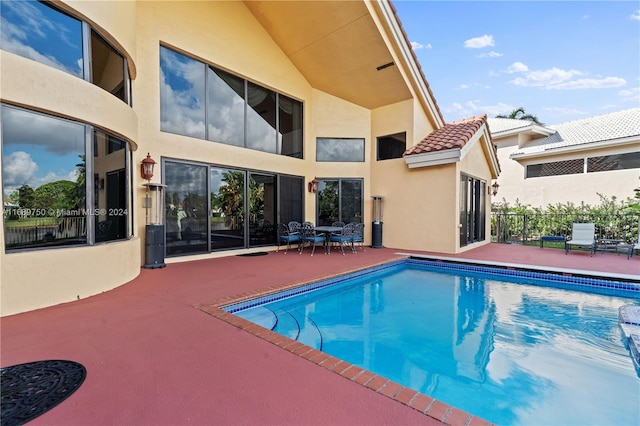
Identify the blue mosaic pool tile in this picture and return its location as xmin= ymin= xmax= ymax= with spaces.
xmin=223 ymin=260 xmax=405 ymax=313
xmin=406 ymin=258 xmax=640 ymax=297
xmin=223 ymin=258 xmax=639 ymax=313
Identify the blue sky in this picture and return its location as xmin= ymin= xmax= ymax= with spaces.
xmin=393 ymin=1 xmax=640 ymax=125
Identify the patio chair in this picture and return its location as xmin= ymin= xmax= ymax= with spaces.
xmin=628 ymin=232 xmax=640 ymax=259
xmin=329 ymin=223 xmax=355 ymax=255
xmin=300 ymin=222 xmax=325 ymax=256
xmin=288 ymin=221 xmax=301 ymax=235
xmin=276 ymin=223 xmax=300 ymax=254
xmin=565 ymin=223 xmax=596 ymax=256
xmin=351 ymin=222 xmax=365 ymax=252
xmin=331 ymin=221 xmax=345 ymax=228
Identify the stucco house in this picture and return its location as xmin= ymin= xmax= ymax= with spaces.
xmin=488 ymin=108 xmax=640 ymax=208
xmin=0 ymin=0 xmax=499 ymax=315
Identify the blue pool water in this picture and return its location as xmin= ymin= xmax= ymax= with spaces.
xmin=225 ymin=259 xmax=640 ymax=425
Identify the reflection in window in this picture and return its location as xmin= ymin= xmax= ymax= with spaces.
xmin=94 ymin=130 xmax=128 ymax=242
xmin=459 ymin=174 xmax=486 ymax=247
xmin=279 ymin=95 xmax=303 ymax=158
xmin=207 ymin=68 xmax=245 ymax=147
xmin=1 ymin=0 xmax=130 ymax=103
xmin=247 ymin=83 xmax=277 ymax=153
xmin=0 ymin=0 xmax=83 ymax=77
xmin=587 ymin=152 xmax=640 ymax=173
xmin=160 ymin=47 xmax=206 ymax=139
xmin=526 ymin=159 xmax=584 ymax=178
xmin=210 ymin=167 xmax=245 ymax=250
xmin=159 ymin=46 xmax=303 ymax=157
xmin=91 ymin=30 xmax=126 ymax=102
xmin=164 ymin=161 xmax=209 ymax=256
xmin=377 ymin=132 xmax=406 ymax=160
xmin=317 ymin=179 xmax=363 ymax=226
xmin=316 ymin=138 xmax=365 ymax=162
xmin=1 ymin=104 xmax=130 ymax=250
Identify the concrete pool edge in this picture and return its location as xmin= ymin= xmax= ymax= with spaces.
xmin=197 ymin=256 xmax=494 ymax=426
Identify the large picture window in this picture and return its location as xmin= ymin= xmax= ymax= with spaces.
xmin=1 ymin=0 xmax=130 ymax=104
xmin=160 ymin=46 xmax=303 ymax=158
xmin=316 ymin=138 xmax=365 ymax=162
xmin=316 ymin=179 xmax=363 ymax=226
xmin=1 ymin=104 xmax=130 ymax=251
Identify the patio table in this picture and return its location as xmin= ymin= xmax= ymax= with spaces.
xmin=314 ymin=226 xmax=343 ymax=254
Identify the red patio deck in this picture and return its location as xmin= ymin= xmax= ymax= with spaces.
xmin=1 ymin=243 xmax=638 ymax=425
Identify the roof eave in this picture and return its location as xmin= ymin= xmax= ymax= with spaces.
xmin=510 ymin=135 xmax=640 ymax=161
xmin=404 ymin=149 xmax=461 ymax=169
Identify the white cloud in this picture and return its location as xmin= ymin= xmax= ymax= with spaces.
xmin=411 ymin=41 xmax=432 ymax=50
xmin=618 ymin=86 xmax=640 ymax=102
xmin=3 ymin=151 xmax=38 ymax=189
xmin=464 ymin=34 xmax=494 ymax=49
xmin=547 ymin=76 xmax=626 ymax=90
xmin=507 ymin=62 xmax=529 ymax=73
xmin=542 ymin=107 xmax=589 ymax=117
xmin=478 ymin=51 xmax=503 ymax=58
xmin=445 ymin=100 xmax=514 ymax=119
xmin=630 ymin=10 xmax=640 ymax=20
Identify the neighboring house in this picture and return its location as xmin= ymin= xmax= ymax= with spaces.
xmin=0 ymin=0 xmax=498 ymax=315
xmin=488 ymin=108 xmax=640 ymax=207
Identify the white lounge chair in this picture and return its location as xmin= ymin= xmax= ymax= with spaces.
xmin=565 ymin=223 xmax=596 ymax=256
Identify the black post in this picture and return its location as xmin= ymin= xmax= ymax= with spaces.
xmin=371 ymin=221 xmax=383 ymax=248
xmin=144 ymin=224 xmax=166 ymax=269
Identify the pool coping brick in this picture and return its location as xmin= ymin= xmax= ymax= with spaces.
xmin=198 ymin=257 xmax=501 ymax=426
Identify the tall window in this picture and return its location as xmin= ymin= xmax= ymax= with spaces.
xmin=1 ymin=104 xmax=130 ymax=251
xmin=316 ymin=179 xmax=363 ymax=226
xmin=459 ymin=174 xmax=486 ymax=247
xmin=160 ymin=46 xmax=303 ymax=158
xmin=0 ymin=0 xmax=130 ymax=103
xmin=377 ymin=132 xmax=406 ymax=160
xmin=316 ymin=138 xmax=365 ymax=162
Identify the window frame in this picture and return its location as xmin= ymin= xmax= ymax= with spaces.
xmin=1 ymin=104 xmax=132 ymax=252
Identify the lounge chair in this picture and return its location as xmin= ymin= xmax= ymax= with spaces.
xmin=565 ymin=223 xmax=596 ymax=256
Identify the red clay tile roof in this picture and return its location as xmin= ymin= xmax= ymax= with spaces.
xmin=404 ymin=115 xmax=488 ymax=156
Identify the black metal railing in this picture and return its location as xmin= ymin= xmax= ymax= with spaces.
xmin=491 ymin=213 xmax=639 ymax=245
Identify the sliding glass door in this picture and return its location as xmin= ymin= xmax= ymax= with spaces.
xmin=164 ymin=159 xmax=303 ymax=256
xmin=210 ymin=167 xmax=245 ymax=250
xmin=164 ymin=161 xmax=209 ymax=256
xmin=459 ymin=174 xmax=486 ymax=247
xmin=317 ymin=178 xmax=363 ymax=226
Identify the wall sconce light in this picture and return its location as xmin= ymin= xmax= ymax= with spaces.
xmin=141 ymin=153 xmax=156 ymax=182
xmin=98 ymin=178 xmax=105 ymax=190
xmin=490 ymin=181 xmax=500 ymax=196
xmin=307 ymin=177 xmax=319 ymax=193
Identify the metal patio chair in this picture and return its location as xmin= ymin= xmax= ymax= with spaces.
xmin=300 ymin=222 xmax=325 ymax=256
xmin=276 ymin=223 xmax=301 ymax=254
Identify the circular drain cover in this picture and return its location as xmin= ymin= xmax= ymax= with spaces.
xmin=1 ymin=360 xmax=86 ymax=426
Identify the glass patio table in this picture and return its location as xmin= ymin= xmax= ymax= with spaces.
xmin=313 ymin=226 xmax=343 ymax=254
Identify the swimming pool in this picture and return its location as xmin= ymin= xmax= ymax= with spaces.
xmin=223 ymin=259 xmax=640 ymax=425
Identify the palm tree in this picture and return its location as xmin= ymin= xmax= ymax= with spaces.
xmin=496 ymin=107 xmax=543 ymax=125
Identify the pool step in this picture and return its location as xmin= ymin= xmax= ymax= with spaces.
xmin=618 ymin=305 xmax=640 ymax=377
xmin=236 ymin=307 xmax=322 ymax=350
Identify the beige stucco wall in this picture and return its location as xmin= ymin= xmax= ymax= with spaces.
xmin=458 ymin=136 xmax=495 ymax=252
xmin=496 ymin=137 xmax=640 ymax=207
xmin=1 ymin=0 xmax=496 ymax=314
xmin=0 ymin=46 xmax=140 ymax=316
